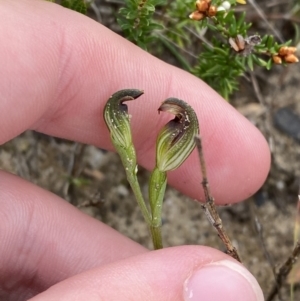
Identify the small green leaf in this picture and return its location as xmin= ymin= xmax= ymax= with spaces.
xmin=252 ymin=55 xmax=267 ymax=67
xmin=223 ymin=10 xmax=234 ymax=23
xmin=260 ymin=34 xmax=268 ymax=45
xmin=266 ymin=35 xmax=274 ymax=49
xmin=247 ymin=55 xmax=254 ymax=71
xmin=145 ymin=3 xmax=155 ymax=11
xmin=214 ymin=47 xmax=229 ymax=56
xmin=207 ymin=23 xmax=218 ymax=31
xmin=228 ymin=20 xmax=237 ymax=36
xmin=236 ymin=12 xmax=246 ymax=30
xmin=266 ymin=58 xmax=273 ymax=70
xmin=286 ymin=39 xmax=292 ymax=46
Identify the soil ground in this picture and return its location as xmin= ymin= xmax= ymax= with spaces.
xmin=1 ymin=1 xmax=300 ymax=300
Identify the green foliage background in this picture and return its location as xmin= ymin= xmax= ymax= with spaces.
xmin=49 ymin=0 xmax=299 ymax=100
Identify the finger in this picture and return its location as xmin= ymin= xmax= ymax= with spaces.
xmin=0 ymin=0 xmax=270 ymax=204
xmin=30 ymin=246 xmax=264 ymax=301
xmin=0 ymin=171 xmax=146 ymax=299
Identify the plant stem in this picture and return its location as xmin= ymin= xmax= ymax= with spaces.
xmin=123 ymin=159 xmax=164 ymax=250
xmin=148 ymin=167 xmax=167 ymax=249
xmin=266 ymin=241 xmax=300 ymax=301
xmin=123 ymin=156 xmax=164 ymax=250
xmin=211 ymin=16 xmax=231 ymax=37
xmin=195 ymin=136 xmax=242 ymax=262
xmin=123 ymin=163 xmax=152 ymax=225
xmin=150 ymin=225 xmax=163 ymax=249
xmin=121 ymin=151 xmax=165 ymax=250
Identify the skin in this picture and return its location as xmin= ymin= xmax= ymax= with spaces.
xmin=0 ymin=0 xmax=270 ymax=300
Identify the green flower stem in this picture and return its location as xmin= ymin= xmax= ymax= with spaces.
xmin=149 ymin=167 xmax=167 ymax=224
xmin=103 ymin=89 xmax=151 ymax=225
xmin=149 ymin=224 xmax=163 ymax=249
xmin=104 ymin=92 xmax=199 ymax=250
xmin=148 ymin=98 xmax=199 ymax=249
xmin=119 ymin=145 xmax=152 ymax=225
xmin=148 ymin=167 xmax=167 ymax=249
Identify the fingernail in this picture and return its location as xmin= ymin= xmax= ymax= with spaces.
xmin=184 ymin=260 xmax=264 ymax=301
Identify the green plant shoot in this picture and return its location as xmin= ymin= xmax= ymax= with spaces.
xmin=104 ymin=90 xmax=199 ymax=250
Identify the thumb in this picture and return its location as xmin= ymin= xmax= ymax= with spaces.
xmin=29 ymin=246 xmax=264 ymax=301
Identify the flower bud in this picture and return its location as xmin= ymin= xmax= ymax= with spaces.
xmin=279 ymin=46 xmax=297 ymax=56
xmin=284 ymin=54 xmax=299 ymax=63
xmin=221 ymin=1 xmax=231 ymax=10
xmin=272 ymin=55 xmax=282 ymax=64
xmin=103 ymin=89 xmax=144 ymax=149
xmin=155 ymin=98 xmax=199 ymax=172
xmin=287 ymin=47 xmax=297 ymax=54
xmin=189 ymin=11 xmax=205 ymax=21
xmin=279 ymin=46 xmax=288 ymax=56
xmin=208 ymin=5 xmax=217 ymax=16
xmin=196 ymin=0 xmax=209 ymax=12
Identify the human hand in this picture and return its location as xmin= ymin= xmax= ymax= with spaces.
xmin=0 ymin=0 xmax=270 ymax=300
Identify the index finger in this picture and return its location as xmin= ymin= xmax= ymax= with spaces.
xmin=0 ymin=0 xmax=270 ymax=204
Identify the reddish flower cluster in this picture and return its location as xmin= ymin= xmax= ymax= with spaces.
xmin=189 ymin=0 xmax=217 ymax=21
xmin=272 ymin=46 xmax=298 ymax=64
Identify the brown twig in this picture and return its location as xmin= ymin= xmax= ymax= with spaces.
xmin=195 ymin=136 xmax=242 ymax=262
xmin=266 ymin=240 xmax=300 ymax=301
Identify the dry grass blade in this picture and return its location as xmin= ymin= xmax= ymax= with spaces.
xmin=250 ymin=201 xmax=277 ymax=277
xmin=247 ymin=0 xmax=284 ymax=43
